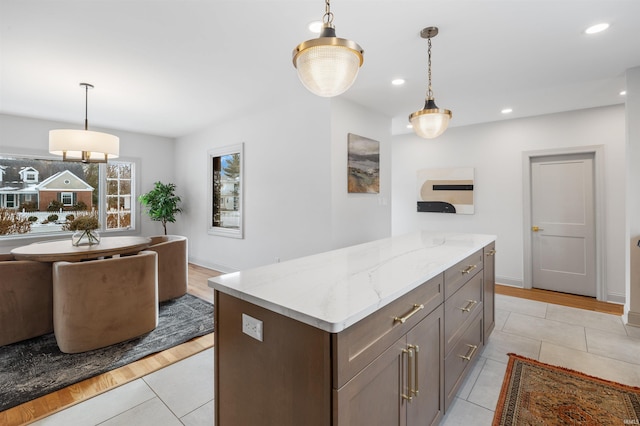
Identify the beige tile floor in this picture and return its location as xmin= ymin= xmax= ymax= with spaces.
xmin=31 ymin=294 xmax=640 ymax=425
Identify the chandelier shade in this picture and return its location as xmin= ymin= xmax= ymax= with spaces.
xmin=49 ymin=83 xmax=119 ymax=163
xmin=292 ymin=1 xmax=364 ymax=98
xmin=409 ymin=27 xmax=452 ymax=139
xmin=49 ymin=129 xmax=119 ymax=162
xmin=409 ymin=98 xmax=452 ymax=139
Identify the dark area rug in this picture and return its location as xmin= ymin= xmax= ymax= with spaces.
xmin=0 ymin=294 xmax=214 ymax=412
xmin=493 ymin=353 xmax=640 ymax=425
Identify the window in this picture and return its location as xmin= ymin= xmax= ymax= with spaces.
xmin=0 ymin=154 xmax=136 ymax=238
xmin=5 ymin=194 xmax=16 ymax=208
xmin=61 ymin=192 xmax=73 ymax=206
xmin=208 ymin=143 xmax=243 ymax=238
xmin=105 ymin=162 xmax=134 ymax=230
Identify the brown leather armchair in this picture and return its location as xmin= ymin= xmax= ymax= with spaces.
xmin=52 ymin=250 xmax=158 ymax=353
xmin=147 ymin=235 xmax=188 ymax=302
xmin=0 ymin=254 xmax=53 ymax=346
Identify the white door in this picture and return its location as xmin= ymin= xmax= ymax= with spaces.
xmin=530 ymin=154 xmax=596 ymax=297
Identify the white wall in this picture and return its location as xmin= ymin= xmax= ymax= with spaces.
xmin=0 ymin=113 xmax=175 ymax=251
xmin=625 ymin=66 xmax=640 ymax=325
xmin=174 ymin=97 xmax=393 ymax=272
xmin=392 ymin=105 xmax=627 ymax=302
xmin=330 ymin=98 xmax=392 ymax=249
xmin=174 ymin=99 xmax=333 ymax=272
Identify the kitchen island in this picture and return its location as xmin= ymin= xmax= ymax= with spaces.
xmin=209 ymin=231 xmax=496 ymax=426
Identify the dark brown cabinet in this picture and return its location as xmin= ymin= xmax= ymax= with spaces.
xmin=214 ymin=242 xmax=496 ymax=426
xmin=442 ymin=249 xmax=485 ymax=411
xmin=334 ymin=305 xmax=444 ymax=426
xmin=484 ymin=242 xmax=497 ymax=342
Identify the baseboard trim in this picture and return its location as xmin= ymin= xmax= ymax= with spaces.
xmin=626 ymin=311 xmax=640 ymax=328
xmin=188 ymin=257 xmax=237 ymax=274
xmin=496 ymin=276 xmax=523 ymax=287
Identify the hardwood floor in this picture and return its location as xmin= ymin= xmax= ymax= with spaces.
xmin=496 ymin=284 xmax=623 ymax=315
xmin=0 ymin=267 xmax=625 ymax=425
xmin=0 ymin=263 xmax=221 ymax=426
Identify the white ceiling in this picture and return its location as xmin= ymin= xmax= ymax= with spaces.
xmin=1 ymin=0 xmax=639 ymax=138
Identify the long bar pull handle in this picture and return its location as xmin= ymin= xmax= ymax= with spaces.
xmin=401 ymin=347 xmax=414 ymax=402
xmin=458 ymin=344 xmax=478 ymax=361
xmin=394 ymin=304 xmax=424 ymax=324
xmin=408 ymin=344 xmax=420 ymax=397
xmin=458 ymin=299 xmax=478 ymax=313
xmin=461 ymin=264 xmax=477 ymax=275
xmin=486 ymin=249 xmax=496 ymax=256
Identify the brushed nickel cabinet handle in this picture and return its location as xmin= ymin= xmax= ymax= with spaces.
xmin=486 ymin=249 xmax=496 ymax=256
xmin=458 ymin=300 xmax=478 ymax=313
xmin=458 ymin=344 xmax=478 ymax=361
xmin=394 ymin=304 xmax=424 ymax=324
xmin=461 ymin=264 xmax=477 ymax=275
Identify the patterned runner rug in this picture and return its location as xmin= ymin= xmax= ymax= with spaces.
xmin=494 ymin=353 xmax=640 ymax=425
xmin=0 ymin=294 xmax=213 ymax=412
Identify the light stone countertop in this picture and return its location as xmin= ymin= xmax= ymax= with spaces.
xmin=208 ymin=231 xmax=496 ymax=333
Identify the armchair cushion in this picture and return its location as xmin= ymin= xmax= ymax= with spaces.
xmin=147 ymin=235 xmax=188 ymax=302
xmin=52 ymin=250 xmax=158 ymax=353
xmin=0 ymin=259 xmax=53 ymax=346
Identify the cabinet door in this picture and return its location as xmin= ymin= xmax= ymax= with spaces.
xmin=334 ymin=340 xmax=407 ymax=426
xmin=483 ymin=242 xmax=496 ymax=341
xmin=406 ymin=305 xmax=444 ymax=426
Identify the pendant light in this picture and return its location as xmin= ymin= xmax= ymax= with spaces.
xmin=49 ymin=83 xmax=119 ymax=163
xmin=409 ymin=27 xmax=452 ymax=139
xmin=292 ymin=0 xmax=364 ymax=97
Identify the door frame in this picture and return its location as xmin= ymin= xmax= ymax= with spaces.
xmin=522 ymin=145 xmax=606 ymax=301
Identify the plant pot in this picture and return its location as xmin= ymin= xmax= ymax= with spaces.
xmin=71 ymin=229 xmax=101 ymax=247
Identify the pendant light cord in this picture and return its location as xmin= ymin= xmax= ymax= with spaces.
xmin=84 ymin=84 xmax=89 ymax=131
xmin=323 ymin=0 xmax=334 ymax=25
xmin=427 ymin=36 xmax=433 ymax=100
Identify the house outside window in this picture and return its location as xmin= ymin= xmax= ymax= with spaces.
xmin=0 ymin=155 xmax=137 ymax=238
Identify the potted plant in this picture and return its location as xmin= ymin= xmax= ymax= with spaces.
xmin=139 ymin=181 xmax=182 ymax=235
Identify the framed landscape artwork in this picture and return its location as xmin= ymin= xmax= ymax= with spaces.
xmin=417 ymin=167 xmax=475 ymax=214
xmin=347 ymin=133 xmax=380 ymax=194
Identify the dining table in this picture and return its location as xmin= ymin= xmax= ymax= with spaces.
xmin=10 ymin=236 xmax=152 ymax=262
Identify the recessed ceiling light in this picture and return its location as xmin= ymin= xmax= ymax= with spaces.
xmin=308 ymin=21 xmax=322 ymax=34
xmin=620 ymin=90 xmax=627 ymax=96
xmin=501 ymin=108 xmax=513 ymax=114
xmin=392 ymin=78 xmax=405 ymax=86
xmin=585 ymin=23 xmax=610 ymax=34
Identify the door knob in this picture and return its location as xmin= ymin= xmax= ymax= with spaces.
xmin=531 ymin=226 xmax=544 ymax=232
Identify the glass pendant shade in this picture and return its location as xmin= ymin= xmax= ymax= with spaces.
xmin=293 ymin=25 xmax=364 ymax=97
xmin=49 ymin=129 xmax=120 ymax=162
xmin=409 ymin=27 xmax=452 ymax=139
xmin=409 ymin=98 xmax=452 ymax=139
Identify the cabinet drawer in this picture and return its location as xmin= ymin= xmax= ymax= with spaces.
xmin=333 ymin=273 xmax=444 ymax=389
xmin=444 ymin=249 xmax=483 ymax=299
xmin=444 ymin=311 xmax=483 ymax=411
xmin=444 ymin=272 xmax=483 ymax=356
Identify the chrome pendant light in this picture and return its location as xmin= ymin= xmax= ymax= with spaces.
xmin=49 ymin=83 xmax=119 ymax=163
xmin=409 ymin=27 xmax=452 ymax=139
xmin=292 ymin=0 xmax=364 ymax=97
